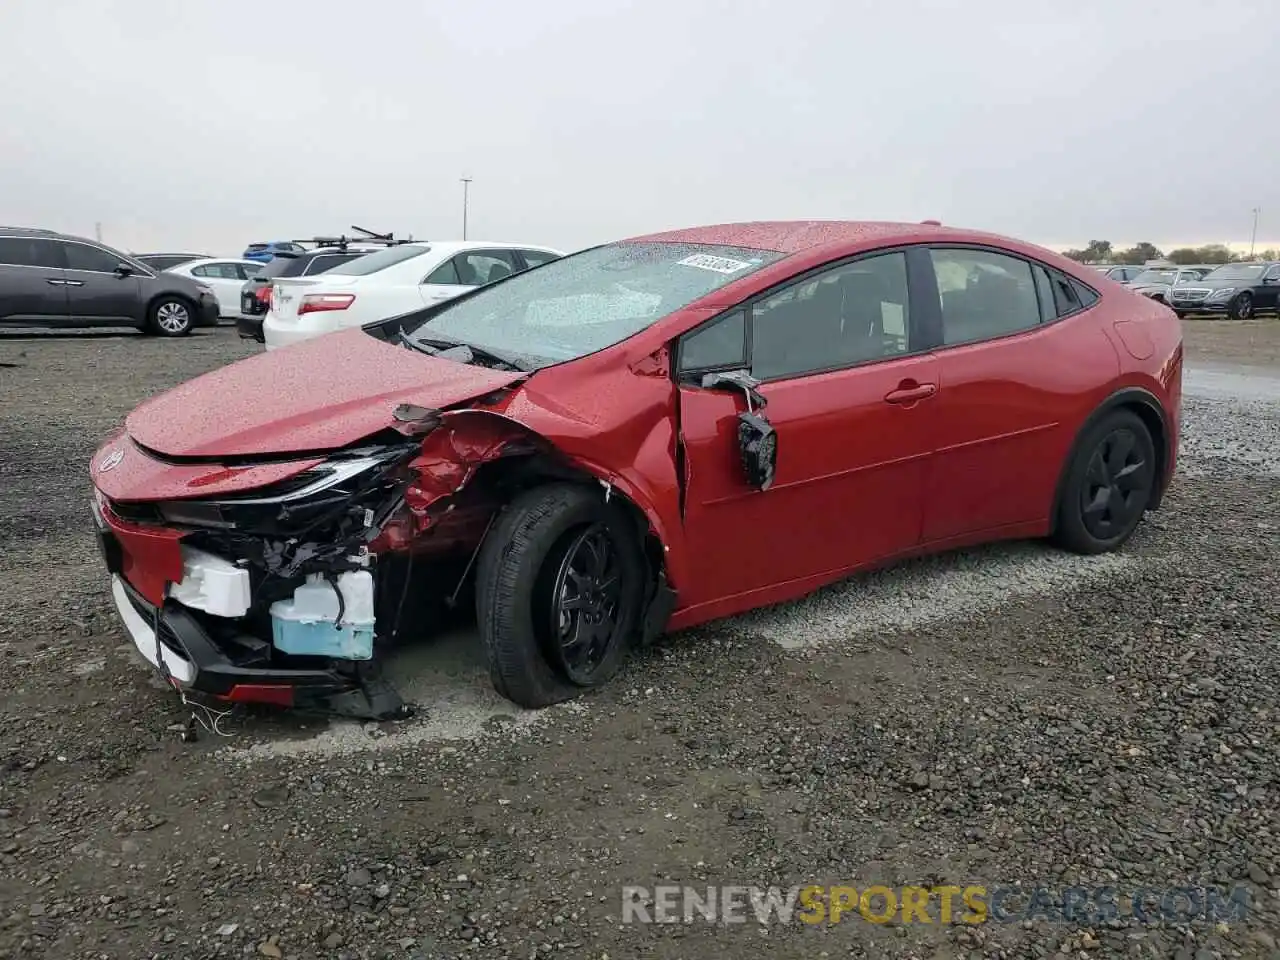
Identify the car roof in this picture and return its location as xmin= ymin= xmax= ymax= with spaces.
xmin=625 ymin=220 xmax=1030 ymax=256
xmin=0 ymin=225 xmax=79 ymax=240
xmin=177 ymin=257 xmax=262 ymax=267
xmin=402 ymin=240 xmax=562 ymax=255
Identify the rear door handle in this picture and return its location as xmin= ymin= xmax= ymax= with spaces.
xmin=884 ymin=382 xmax=937 ymax=404
xmin=62 ymin=280 xmax=84 ymax=287
xmin=45 ymin=278 xmax=66 ymax=286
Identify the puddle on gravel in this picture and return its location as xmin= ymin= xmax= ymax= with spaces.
xmin=1184 ymin=364 xmax=1280 ymax=402
xmin=226 ymin=546 xmax=1171 ymax=759
xmin=725 ymin=545 xmax=1160 ymax=650
xmin=225 ymin=625 xmax=567 ymax=762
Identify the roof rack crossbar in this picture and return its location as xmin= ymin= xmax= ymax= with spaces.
xmin=289 ymin=226 xmax=414 ymax=251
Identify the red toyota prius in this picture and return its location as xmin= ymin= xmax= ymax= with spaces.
xmin=88 ymin=221 xmax=1182 ymax=718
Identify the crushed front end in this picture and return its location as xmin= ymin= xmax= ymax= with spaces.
xmin=90 ymin=436 xmax=453 ymax=719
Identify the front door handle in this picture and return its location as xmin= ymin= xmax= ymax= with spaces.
xmin=45 ymin=278 xmax=66 ymax=286
xmin=62 ymin=280 xmax=85 ymax=287
xmin=884 ymin=381 xmax=937 ymax=404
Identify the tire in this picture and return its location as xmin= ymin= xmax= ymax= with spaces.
xmin=1227 ymin=292 xmax=1253 ymax=320
xmin=1174 ymin=311 xmax=1187 ymax=319
xmin=148 ymin=297 xmax=194 ymax=337
xmin=475 ymin=483 xmax=646 ymax=708
xmin=1053 ymin=409 xmax=1157 ymax=555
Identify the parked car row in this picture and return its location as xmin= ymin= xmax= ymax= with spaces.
xmin=0 ymin=227 xmax=565 ymax=340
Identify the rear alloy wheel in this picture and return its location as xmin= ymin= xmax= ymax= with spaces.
xmin=149 ymin=297 xmax=193 ymax=337
xmin=1228 ymin=292 xmax=1253 ymax=320
xmin=476 ymin=484 xmax=646 ymax=708
xmin=1053 ymin=409 xmax=1156 ymax=555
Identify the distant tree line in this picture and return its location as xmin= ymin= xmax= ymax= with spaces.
xmin=1062 ymin=240 xmax=1280 ymax=266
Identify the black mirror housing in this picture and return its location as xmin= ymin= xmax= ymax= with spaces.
xmin=737 ymin=411 xmax=777 ymax=491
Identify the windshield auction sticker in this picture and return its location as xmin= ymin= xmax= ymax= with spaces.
xmin=677 ymin=254 xmax=754 ymax=274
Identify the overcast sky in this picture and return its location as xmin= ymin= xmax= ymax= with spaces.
xmin=0 ymin=0 xmax=1275 ymax=257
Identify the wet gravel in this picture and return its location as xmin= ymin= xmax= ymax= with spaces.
xmin=0 ymin=321 xmax=1277 ymax=960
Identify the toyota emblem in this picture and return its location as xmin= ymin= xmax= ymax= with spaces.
xmin=99 ymin=449 xmax=124 ymax=472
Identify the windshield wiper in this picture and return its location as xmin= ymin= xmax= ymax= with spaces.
xmin=396 ymin=329 xmax=531 ymax=372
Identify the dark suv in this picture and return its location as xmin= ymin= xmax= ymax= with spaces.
xmin=0 ymin=228 xmax=219 ymax=336
xmin=236 ymin=246 xmax=382 ymax=340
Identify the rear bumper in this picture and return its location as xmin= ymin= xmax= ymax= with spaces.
xmin=196 ymin=296 xmax=220 ymax=327
xmin=262 ymin=316 xmax=343 ymax=351
xmin=236 ymin=313 xmax=265 ymax=342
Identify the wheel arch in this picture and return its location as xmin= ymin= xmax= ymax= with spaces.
xmin=145 ymin=290 xmax=198 ymax=326
xmin=1049 ymin=386 xmax=1171 ymax=534
xmin=473 ymin=456 xmax=676 ymax=645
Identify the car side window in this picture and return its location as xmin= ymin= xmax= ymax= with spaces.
xmin=1032 ymin=265 xmax=1057 ymax=322
xmin=1265 ymin=265 xmax=1280 ymax=281
xmin=1071 ymin=279 xmax=1099 ymax=308
xmin=461 ymin=251 xmax=519 ymax=285
xmin=1048 ymin=270 xmax=1083 ymax=315
xmin=238 ymin=263 xmax=262 ymax=280
xmin=0 ymin=237 xmax=64 ymax=268
xmin=303 ymin=254 xmax=354 ymax=275
xmin=931 ymin=248 xmax=1040 ymax=345
xmin=63 ymin=242 xmax=126 ymax=273
xmin=195 ymin=263 xmax=241 ymax=279
xmin=751 ymin=251 xmax=911 ymax=381
xmin=678 ymin=310 xmax=746 ymax=373
xmin=424 ymin=258 xmax=462 ymax=285
xmin=520 ymin=250 xmax=559 ymax=269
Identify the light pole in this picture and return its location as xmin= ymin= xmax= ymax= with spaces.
xmin=460 ymin=177 xmax=472 ymax=240
xmin=1250 ymin=207 xmax=1260 ymax=258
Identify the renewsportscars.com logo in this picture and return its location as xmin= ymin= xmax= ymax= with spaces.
xmin=621 ymin=884 xmax=1253 ymax=926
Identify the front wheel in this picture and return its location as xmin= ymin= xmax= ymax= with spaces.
xmin=475 ymin=483 xmax=646 ymax=708
xmin=1053 ymin=409 xmax=1156 ymax=555
xmin=148 ymin=297 xmax=194 ymax=337
xmin=1228 ymin=292 xmax=1253 ymax=320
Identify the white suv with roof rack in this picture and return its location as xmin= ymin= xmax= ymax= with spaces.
xmin=262 ymin=240 xmax=563 ymax=350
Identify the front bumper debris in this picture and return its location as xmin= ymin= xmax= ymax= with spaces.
xmin=108 ymin=574 xmax=407 ymax=718
xmin=91 ymin=481 xmax=414 ymax=721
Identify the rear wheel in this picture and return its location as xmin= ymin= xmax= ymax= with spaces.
xmin=475 ymin=484 xmax=646 ymax=708
xmin=148 ymin=297 xmax=194 ymax=337
xmin=1053 ymin=409 xmax=1156 ymax=555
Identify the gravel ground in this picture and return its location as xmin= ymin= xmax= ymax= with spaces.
xmin=0 ymin=320 xmax=1277 ymax=960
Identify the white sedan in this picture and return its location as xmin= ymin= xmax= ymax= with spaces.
xmin=166 ymin=258 xmax=265 ymax=319
xmin=262 ymin=241 xmax=562 ymax=350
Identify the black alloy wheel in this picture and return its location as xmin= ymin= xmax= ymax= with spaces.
xmin=1078 ymin=426 xmax=1153 ymax=542
xmin=547 ymin=522 xmax=624 ymax=684
xmin=1054 ymin=409 xmax=1157 ymax=555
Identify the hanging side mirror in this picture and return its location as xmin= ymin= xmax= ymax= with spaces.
xmin=701 ymin=370 xmax=777 ymax=491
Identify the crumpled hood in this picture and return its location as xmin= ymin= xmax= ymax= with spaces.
xmin=125 ymin=328 xmax=525 ymax=458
